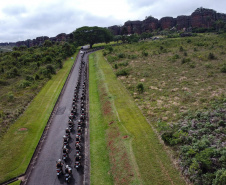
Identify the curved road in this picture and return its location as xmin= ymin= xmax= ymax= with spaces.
xmin=25 ymin=51 xmax=90 ymax=185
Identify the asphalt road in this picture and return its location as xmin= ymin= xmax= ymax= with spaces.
xmin=26 ymin=51 xmax=89 ymax=185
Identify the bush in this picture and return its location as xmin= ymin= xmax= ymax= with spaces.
xmin=114 ymin=64 xmax=118 ymax=69
xmin=213 ymin=169 xmax=226 ymax=185
xmin=208 ymin=53 xmax=216 ymax=60
xmin=137 ymin=83 xmax=144 ymax=93
xmin=142 ymin=50 xmax=148 ymax=57
xmin=46 ymin=64 xmax=56 ymax=74
xmin=0 ymin=79 xmax=9 ymax=86
xmin=19 ymin=80 xmax=31 ymax=88
xmin=118 ymin=61 xmax=128 ymax=67
xmin=7 ymin=92 xmax=14 ymax=101
xmin=107 ymin=55 xmax=118 ymax=63
xmin=220 ymin=64 xmax=226 ymax=73
xmin=179 ymin=46 xmax=184 ymax=52
xmin=25 ymin=75 xmax=34 ymax=81
xmin=118 ymin=53 xmax=125 ymax=58
xmin=116 ymin=69 xmax=129 ymax=77
xmin=181 ymin=58 xmax=191 ymax=64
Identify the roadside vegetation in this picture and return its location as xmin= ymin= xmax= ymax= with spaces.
xmin=89 ymin=51 xmax=185 ymax=184
xmin=0 ymin=41 xmax=77 ymax=136
xmin=0 ymin=42 xmax=78 ymax=183
xmin=103 ymin=33 xmax=226 ymax=184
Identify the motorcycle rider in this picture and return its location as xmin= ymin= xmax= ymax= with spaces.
xmin=65 ymin=127 xmax=70 ymax=134
xmin=63 ymin=145 xmax=69 ymax=154
xmin=65 ymin=165 xmax=72 ymax=174
xmin=75 ymin=143 xmax=81 ymax=150
xmin=75 ymin=155 xmax=81 ymax=162
xmin=56 ymin=159 xmax=63 ymax=170
xmin=63 ymin=135 xmax=68 ymax=144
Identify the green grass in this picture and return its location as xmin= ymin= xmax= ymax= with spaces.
xmin=89 ymin=54 xmax=114 ymax=185
xmin=105 ymin=33 xmax=226 ymax=124
xmin=89 ymin=51 xmax=185 ymax=184
xmin=9 ymin=180 xmax=21 ymax=185
xmin=0 ymin=52 xmax=78 ymax=183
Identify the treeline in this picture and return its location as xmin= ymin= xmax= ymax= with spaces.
xmin=0 ymin=40 xmax=77 ymax=135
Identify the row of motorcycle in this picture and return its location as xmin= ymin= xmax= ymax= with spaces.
xmin=56 ymin=51 xmax=87 ymax=183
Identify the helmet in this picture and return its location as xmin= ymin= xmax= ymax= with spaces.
xmin=63 ymin=145 xmax=67 ymax=149
xmin=66 ymin=127 xmax=69 ymax=130
xmin=63 ymin=135 xmax=66 ymax=138
xmin=58 ymin=159 xmax=61 ymax=162
xmin=66 ymin=165 xmax=69 ymax=168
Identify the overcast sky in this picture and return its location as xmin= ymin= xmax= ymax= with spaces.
xmin=0 ymin=0 xmax=225 ymax=42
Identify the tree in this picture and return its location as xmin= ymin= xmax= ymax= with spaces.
xmin=73 ymin=26 xmax=113 ymax=48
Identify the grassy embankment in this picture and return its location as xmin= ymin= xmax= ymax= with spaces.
xmin=89 ymin=51 xmax=185 ymax=185
xmin=103 ymin=33 xmax=226 ymax=184
xmin=0 ymin=52 xmax=78 ymax=183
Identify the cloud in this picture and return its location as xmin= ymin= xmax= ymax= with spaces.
xmin=2 ymin=5 xmax=27 ymax=16
xmin=0 ymin=0 xmax=226 ymax=42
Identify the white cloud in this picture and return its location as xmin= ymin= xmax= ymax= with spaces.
xmin=0 ymin=0 xmax=225 ymax=42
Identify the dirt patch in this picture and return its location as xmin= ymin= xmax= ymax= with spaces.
xmin=18 ymin=127 xmax=28 ymax=131
xmin=109 ymin=121 xmax=114 ymax=125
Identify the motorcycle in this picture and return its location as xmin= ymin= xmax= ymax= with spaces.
xmin=65 ymin=165 xmax=72 ymax=183
xmin=56 ymin=168 xmax=63 ymax=177
xmin=75 ymin=161 xmax=81 ymax=169
xmin=75 ymin=150 xmax=81 ymax=156
xmin=62 ymin=153 xmax=68 ymax=161
xmin=65 ymin=173 xmax=71 ymax=183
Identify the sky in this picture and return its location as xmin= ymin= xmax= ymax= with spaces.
xmin=0 ymin=0 xmax=225 ymax=42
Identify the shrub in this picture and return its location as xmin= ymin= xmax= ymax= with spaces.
xmin=142 ymin=50 xmax=148 ymax=57
xmin=103 ymin=51 xmax=107 ymax=56
xmin=35 ymin=74 xmax=40 ymax=80
xmin=118 ymin=53 xmax=125 ymax=58
xmin=179 ymin=46 xmax=184 ymax=52
xmin=213 ymin=169 xmax=226 ymax=185
xmin=181 ymin=58 xmax=191 ymax=64
xmin=137 ymin=83 xmax=144 ymax=93
xmin=46 ymin=64 xmax=56 ymax=74
xmin=6 ymin=67 xmax=19 ymax=78
xmin=25 ymin=75 xmax=34 ymax=81
xmin=19 ymin=80 xmax=31 ymax=88
xmin=220 ymin=64 xmax=226 ymax=73
xmin=7 ymin=92 xmax=14 ymax=101
xmin=116 ymin=69 xmax=129 ymax=77
xmin=0 ymin=79 xmax=9 ymax=86
xmin=208 ymin=53 xmax=216 ymax=60
xmin=118 ymin=61 xmax=128 ymax=67
xmin=114 ymin=64 xmax=118 ymax=69
xmin=107 ymin=55 xmax=118 ymax=63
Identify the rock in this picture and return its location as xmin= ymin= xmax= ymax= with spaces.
xmin=191 ymin=7 xmax=217 ymax=28
xmin=123 ymin=20 xmax=142 ymax=34
xmin=177 ymin=15 xmax=191 ymax=30
xmin=142 ymin=17 xmax=159 ymax=32
xmin=159 ymin=17 xmax=176 ymax=30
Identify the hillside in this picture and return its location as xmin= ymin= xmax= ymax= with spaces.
xmin=103 ymin=33 xmax=226 ymax=184
xmin=0 ymin=41 xmax=76 ymax=136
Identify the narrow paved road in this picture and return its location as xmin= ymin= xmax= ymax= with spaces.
xmin=26 ymin=51 xmax=90 ymax=185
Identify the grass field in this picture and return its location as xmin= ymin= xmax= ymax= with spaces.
xmin=0 ymin=52 xmax=78 ymax=183
xmin=89 ymin=51 xmax=185 ymax=184
xmin=103 ymin=33 xmax=226 ymax=184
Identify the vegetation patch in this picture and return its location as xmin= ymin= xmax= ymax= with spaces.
xmin=0 ymin=51 xmax=78 ymax=183
xmin=104 ymin=33 xmax=226 ymax=184
xmin=89 ymin=51 xmax=185 ymax=184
